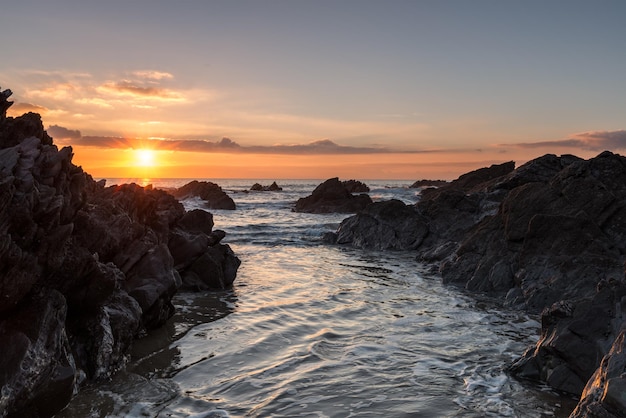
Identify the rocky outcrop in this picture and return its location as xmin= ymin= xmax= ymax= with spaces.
xmin=294 ymin=177 xmax=372 ymax=213
xmin=341 ymin=179 xmax=369 ymax=193
xmin=409 ymin=179 xmax=449 ymax=188
xmin=0 ymin=96 xmax=240 ymax=417
xmin=171 ymin=180 xmax=236 ymax=210
xmin=250 ymin=181 xmax=282 ymax=191
xmin=331 ymin=152 xmax=626 ymax=415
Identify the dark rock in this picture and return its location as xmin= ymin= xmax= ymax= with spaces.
xmin=171 ymin=180 xmax=236 ymax=210
xmin=180 ymin=244 xmax=241 ymax=291
xmin=571 ymin=329 xmax=626 ymax=417
xmin=409 ymin=179 xmax=449 ymax=188
xmin=294 ymin=177 xmax=372 ymax=213
xmin=342 ymin=179 xmax=370 ymax=193
xmin=510 ymin=280 xmax=626 ymax=396
xmin=335 ymin=199 xmax=429 ymax=250
xmin=177 ymin=208 xmax=214 ymax=235
xmin=250 ymin=181 xmax=282 ymax=191
xmin=0 ymin=290 xmax=76 ymax=418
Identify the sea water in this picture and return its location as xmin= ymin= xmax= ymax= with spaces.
xmin=58 ymin=180 xmax=577 ymax=417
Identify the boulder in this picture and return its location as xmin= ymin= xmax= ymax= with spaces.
xmin=171 ymin=180 xmax=236 ymax=210
xmin=294 ymin=177 xmax=372 ymax=213
xmin=333 ymin=199 xmax=429 ymax=250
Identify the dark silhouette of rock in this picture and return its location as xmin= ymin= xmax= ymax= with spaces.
xmin=409 ymin=179 xmax=449 ymax=188
xmin=250 ymin=181 xmax=282 ymax=191
xmin=331 ymin=151 xmax=626 ymax=411
xmin=332 ymin=199 xmax=428 ymax=250
xmin=341 ymin=179 xmax=370 ymax=193
xmin=294 ymin=177 xmax=372 ymax=213
xmin=0 ymin=100 xmax=240 ymax=417
xmin=171 ymin=180 xmax=236 ymax=210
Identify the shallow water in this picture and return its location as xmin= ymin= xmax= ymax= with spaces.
xmin=59 ymin=180 xmax=577 ymax=417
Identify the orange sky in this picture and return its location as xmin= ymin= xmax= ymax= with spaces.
xmin=68 ymin=143 xmax=601 ymax=181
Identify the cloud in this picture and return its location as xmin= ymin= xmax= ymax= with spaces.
xmin=47 ymin=124 xmax=81 ymax=140
xmin=97 ymin=81 xmax=184 ymax=101
xmin=132 ymin=70 xmax=174 ymax=80
xmin=9 ymin=102 xmax=48 ymax=114
xmin=503 ymin=130 xmax=626 ymax=151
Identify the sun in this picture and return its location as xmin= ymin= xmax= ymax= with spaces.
xmin=135 ymin=149 xmax=156 ymax=167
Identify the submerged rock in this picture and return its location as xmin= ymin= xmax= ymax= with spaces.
xmin=0 ymin=96 xmax=241 ymax=417
xmin=294 ymin=177 xmax=372 ymax=213
xmin=171 ymin=180 xmax=236 ymax=210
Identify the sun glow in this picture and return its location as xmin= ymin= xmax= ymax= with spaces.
xmin=135 ymin=149 xmax=156 ymax=167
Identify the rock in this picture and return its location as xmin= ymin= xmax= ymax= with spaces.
xmin=341 ymin=179 xmax=369 ymax=193
xmin=0 ymin=290 xmax=76 ymax=418
xmin=1 ymin=86 xmax=13 ymax=120
xmin=250 ymin=181 xmax=282 ymax=191
xmin=180 ymin=244 xmax=241 ymax=291
xmin=171 ymin=180 xmax=236 ymax=210
xmin=510 ymin=280 xmax=626 ymax=396
xmin=571 ymin=329 xmax=626 ymax=417
xmin=409 ymin=179 xmax=449 ymax=188
xmin=294 ymin=177 xmax=372 ymax=213
xmin=0 ymin=102 xmax=241 ymax=417
xmin=335 ymin=199 xmax=429 ymax=250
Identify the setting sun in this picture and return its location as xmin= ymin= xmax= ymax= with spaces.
xmin=135 ymin=149 xmax=156 ymax=167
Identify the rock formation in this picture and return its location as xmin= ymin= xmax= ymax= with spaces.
xmin=171 ymin=180 xmax=236 ymax=210
xmin=294 ymin=177 xmax=372 ymax=213
xmin=0 ymin=95 xmax=240 ymax=417
xmin=250 ymin=181 xmax=282 ymax=191
xmin=341 ymin=179 xmax=370 ymax=193
xmin=330 ymin=152 xmax=626 ymax=416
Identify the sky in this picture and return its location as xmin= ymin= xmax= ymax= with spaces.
xmin=1 ymin=0 xmax=626 ymax=180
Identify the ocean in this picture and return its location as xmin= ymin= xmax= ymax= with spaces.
xmin=58 ymin=179 xmax=576 ymax=417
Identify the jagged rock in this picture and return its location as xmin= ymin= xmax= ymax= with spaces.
xmin=250 ymin=181 xmax=282 ymax=191
xmin=294 ymin=177 xmax=372 ymax=213
xmin=1 ymin=87 xmax=13 ymax=120
xmin=341 ymin=179 xmax=369 ymax=193
xmin=0 ymin=103 xmax=241 ymax=417
xmin=510 ymin=280 xmax=626 ymax=396
xmin=171 ymin=180 xmax=236 ymax=210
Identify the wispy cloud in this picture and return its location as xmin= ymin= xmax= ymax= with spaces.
xmin=132 ymin=70 xmax=174 ymax=80
xmin=8 ymin=102 xmax=48 ymax=115
xmin=503 ymin=130 xmax=626 ymax=151
xmin=97 ymin=81 xmax=184 ymax=101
